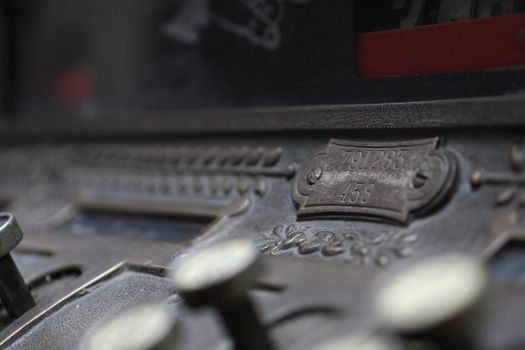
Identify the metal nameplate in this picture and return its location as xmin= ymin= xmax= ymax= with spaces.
xmin=292 ymin=138 xmax=456 ymax=222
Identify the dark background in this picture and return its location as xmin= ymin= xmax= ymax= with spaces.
xmin=1 ymin=0 xmax=524 ymax=115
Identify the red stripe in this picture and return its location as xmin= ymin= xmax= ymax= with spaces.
xmin=357 ymin=13 xmax=525 ymax=77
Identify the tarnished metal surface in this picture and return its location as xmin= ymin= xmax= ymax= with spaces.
xmin=0 ymin=100 xmax=523 ymax=348
xmin=0 ymin=96 xmax=524 ymax=136
xmin=292 ymin=138 xmax=456 ymax=222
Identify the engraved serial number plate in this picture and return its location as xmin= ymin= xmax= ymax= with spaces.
xmin=292 ymin=138 xmax=456 ymax=222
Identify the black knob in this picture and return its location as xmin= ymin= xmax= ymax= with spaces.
xmin=170 ymin=238 xmax=273 ymax=350
xmin=0 ymin=213 xmax=35 ymax=318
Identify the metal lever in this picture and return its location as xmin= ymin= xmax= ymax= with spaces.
xmin=0 ymin=212 xmax=35 ymax=318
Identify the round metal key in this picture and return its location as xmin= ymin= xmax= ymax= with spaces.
xmin=310 ymin=332 xmax=402 ymax=350
xmin=170 ymin=237 xmax=272 ymax=350
xmin=373 ymin=254 xmax=487 ymax=349
xmin=373 ymin=254 xmax=486 ymax=333
xmin=79 ymin=303 xmax=178 ymax=350
xmin=170 ymin=238 xmax=262 ymax=306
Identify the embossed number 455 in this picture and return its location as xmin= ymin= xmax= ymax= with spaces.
xmin=339 ymin=183 xmax=374 ymax=204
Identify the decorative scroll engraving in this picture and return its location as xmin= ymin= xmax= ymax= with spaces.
xmin=292 ymin=138 xmax=456 ymax=222
xmin=258 ymin=224 xmax=418 ymax=267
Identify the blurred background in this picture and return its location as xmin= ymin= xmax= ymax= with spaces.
xmin=1 ymin=0 xmax=524 ymax=117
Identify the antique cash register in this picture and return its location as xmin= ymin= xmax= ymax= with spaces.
xmin=0 ymin=1 xmax=524 ymax=349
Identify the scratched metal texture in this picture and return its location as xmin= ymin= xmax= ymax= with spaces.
xmin=0 ymin=99 xmax=524 ymax=348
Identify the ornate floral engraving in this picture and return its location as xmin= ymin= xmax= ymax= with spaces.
xmin=258 ymin=224 xmax=418 ymax=267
